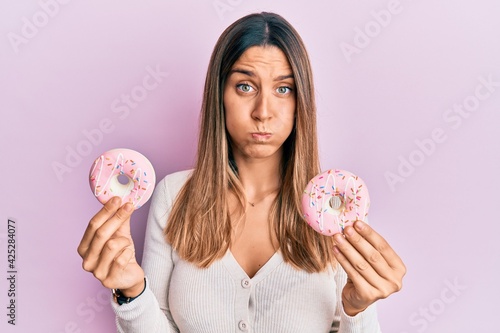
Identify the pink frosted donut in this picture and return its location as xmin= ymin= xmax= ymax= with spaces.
xmin=301 ymin=169 xmax=370 ymax=236
xmin=89 ymin=148 xmax=156 ymax=209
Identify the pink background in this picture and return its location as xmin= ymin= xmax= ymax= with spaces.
xmin=2 ymin=1 xmax=499 ymax=332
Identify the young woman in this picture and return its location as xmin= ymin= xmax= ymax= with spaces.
xmin=78 ymin=12 xmax=405 ymax=332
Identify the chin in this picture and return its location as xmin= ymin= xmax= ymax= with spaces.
xmin=245 ymin=147 xmax=281 ymax=160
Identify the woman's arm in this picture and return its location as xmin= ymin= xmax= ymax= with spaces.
xmin=113 ymin=174 xmax=187 ymax=332
xmin=331 ymin=261 xmax=382 ymax=333
xmin=331 ymin=219 xmax=406 ymax=332
xmin=333 ymin=220 xmax=405 ymax=315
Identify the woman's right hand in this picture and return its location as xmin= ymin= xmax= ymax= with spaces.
xmin=78 ymin=196 xmax=145 ymax=297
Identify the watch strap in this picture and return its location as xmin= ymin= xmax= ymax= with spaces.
xmin=112 ymin=278 xmax=146 ymax=305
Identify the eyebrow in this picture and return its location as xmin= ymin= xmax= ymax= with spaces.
xmin=228 ymin=68 xmax=294 ymax=81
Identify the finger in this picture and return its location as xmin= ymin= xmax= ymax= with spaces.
xmin=105 ymin=247 xmax=142 ymax=290
xmin=82 ymin=202 xmax=134 ymax=272
xmin=333 ymin=233 xmax=386 ymax=289
xmin=92 ymin=236 xmax=132 ymax=282
xmin=332 ymin=243 xmax=376 ymax=293
xmin=353 ymin=221 xmax=406 ymax=273
xmin=78 ymin=196 xmax=122 ymax=257
xmin=343 ymin=225 xmax=391 ymax=278
xmin=113 ymin=246 xmax=136 ymax=270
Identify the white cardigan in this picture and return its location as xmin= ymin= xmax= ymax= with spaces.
xmin=112 ymin=170 xmax=382 ymax=333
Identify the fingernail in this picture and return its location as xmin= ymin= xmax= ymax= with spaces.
xmin=111 ymin=196 xmax=121 ymax=206
xmin=344 ymin=227 xmax=354 ymax=236
xmin=333 ymin=234 xmax=344 ymax=244
xmin=355 ymin=221 xmax=365 ymax=231
xmin=333 ymin=245 xmax=340 ymax=254
xmin=124 ymin=203 xmax=134 ymax=213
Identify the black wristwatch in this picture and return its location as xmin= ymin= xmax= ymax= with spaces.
xmin=112 ymin=278 xmax=146 ymax=305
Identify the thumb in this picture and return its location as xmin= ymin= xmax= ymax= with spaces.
xmin=116 ymin=202 xmax=135 ymax=237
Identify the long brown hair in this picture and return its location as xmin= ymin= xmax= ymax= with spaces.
xmin=165 ymin=12 xmax=336 ymax=272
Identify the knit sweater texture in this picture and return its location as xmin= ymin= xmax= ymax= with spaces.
xmin=112 ymin=170 xmax=382 ymax=333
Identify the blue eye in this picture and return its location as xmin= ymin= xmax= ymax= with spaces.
xmin=237 ymin=84 xmax=253 ymax=92
xmin=277 ymin=86 xmax=292 ymax=94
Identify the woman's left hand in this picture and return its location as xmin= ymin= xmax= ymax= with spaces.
xmin=332 ymin=220 xmax=406 ymax=316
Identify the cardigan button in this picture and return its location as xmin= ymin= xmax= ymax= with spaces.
xmin=241 ymin=278 xmax=251 ymax=289
xmin=238 ymin=320 xmax=249 ymax=331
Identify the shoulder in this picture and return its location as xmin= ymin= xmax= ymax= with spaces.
xmin=147 ymin=169 xmax=193 ymax=226
xmin=160 ymin=169 xmax=193 ymax=192
xmin=155 ymin=169 xmax=193 ymax=204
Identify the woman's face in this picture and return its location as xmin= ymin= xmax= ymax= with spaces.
xmin=223 ymin=45 xmax=296 ymax=163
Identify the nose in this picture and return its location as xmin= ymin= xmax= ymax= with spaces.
xmin=252 ymin=92 xmax=272 ymax=121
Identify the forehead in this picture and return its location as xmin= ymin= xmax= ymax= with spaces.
xmin=231 ymin=46 xmax=291 ymax=72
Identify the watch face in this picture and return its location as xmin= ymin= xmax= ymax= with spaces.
xmin=112 ymin=288 xmax=127 ymax=305
xmin=112 ymin=289 xmax=119 ymax=304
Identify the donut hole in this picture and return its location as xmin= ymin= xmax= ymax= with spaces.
xmin=117 ymin=174 xmax=130 ymax=185
xmin=109 ymin=174 xmax=135 ymax=197
xmin=329 ymin=196 xmax=344 ymax=211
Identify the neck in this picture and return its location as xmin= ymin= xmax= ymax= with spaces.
xmin=233 ymin=152 xmax=282 ymax=200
